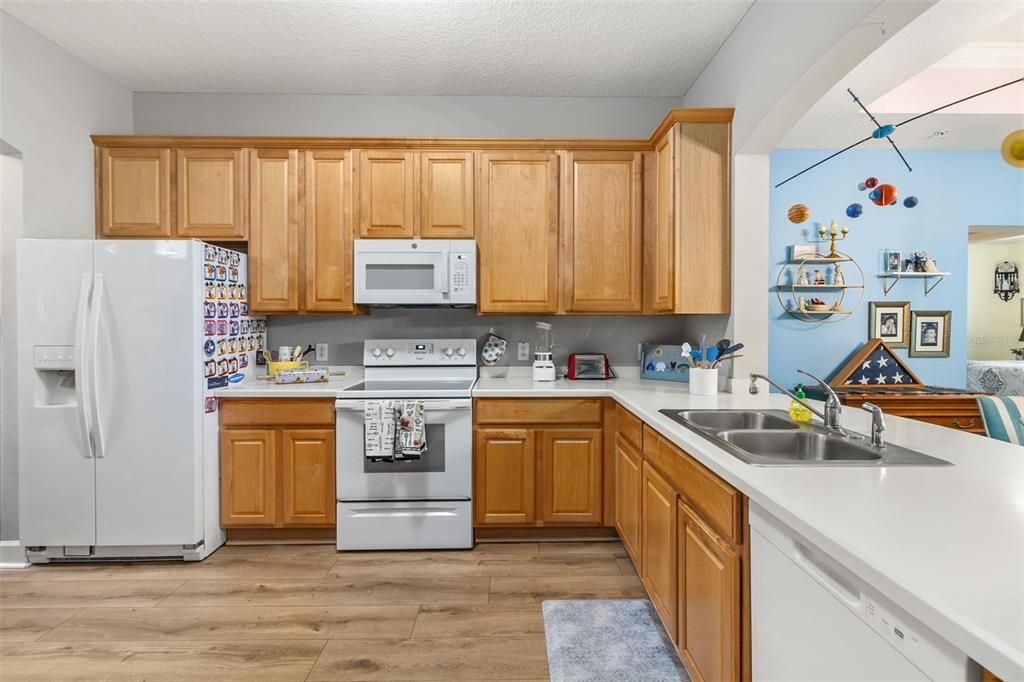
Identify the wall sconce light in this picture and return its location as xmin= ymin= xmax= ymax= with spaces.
xmin=994 ymin=261 xmax=1019 ymax=302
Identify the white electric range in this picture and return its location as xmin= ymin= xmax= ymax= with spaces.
xmin=335 ymin=339 xmax=477 ymax=550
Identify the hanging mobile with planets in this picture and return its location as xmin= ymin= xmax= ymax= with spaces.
xmin=787 ymin=203 xmax=810 ymax=224
xmin=846 ymin=203 xmax=863 ymax=218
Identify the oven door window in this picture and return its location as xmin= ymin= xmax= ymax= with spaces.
xmin=363 ymin=424 xmax=446 ymax=473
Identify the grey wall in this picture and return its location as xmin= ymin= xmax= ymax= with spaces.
xmin=133 ymin=93 xmax=680 ymax=138
xmin=268 ymin=309 xmax=727 ymax=369
xmin=0 ymin=13 xmax=134 ymax=239
xmin=0 ymin=12 xmax=134 ymax=541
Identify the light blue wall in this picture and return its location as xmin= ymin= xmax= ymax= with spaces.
xmin=769 ymin=149 xmax=1024 ymax=390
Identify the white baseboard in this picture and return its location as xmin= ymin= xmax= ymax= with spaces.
xmin=0 ymin=540 xmax=29 ymax=568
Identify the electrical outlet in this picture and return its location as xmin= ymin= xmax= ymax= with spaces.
xmin=315 ymin=343 xmax=329 ymax=362
xmin=517 ymin=342 xmax=530 ymax=361
xmin=638 ymin=343 xmax=644 ymax=361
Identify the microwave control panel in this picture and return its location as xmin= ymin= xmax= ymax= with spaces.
xmin=449 ymin=252 xmax=474 ymax=302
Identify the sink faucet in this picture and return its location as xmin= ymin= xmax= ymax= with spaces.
xmin=861 ymin=402 xmax=886 ymax=448
xmin=749 ymin=370 xmax=844 ymax=430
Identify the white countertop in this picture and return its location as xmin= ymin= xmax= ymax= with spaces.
xmin=218 ymin=368 xmax=1024 ymax=679
xmin=213 ymin=367 xmax=364 ymax=398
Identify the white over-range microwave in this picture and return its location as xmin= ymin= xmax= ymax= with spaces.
xmin=354 ymin=239 xmax=477 ymax=306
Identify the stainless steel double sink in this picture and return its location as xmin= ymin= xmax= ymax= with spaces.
xmin=659 ymin=409 xmax=951 ymax=467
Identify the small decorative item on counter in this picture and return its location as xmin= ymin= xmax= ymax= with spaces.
xmin=788 ymin=384 xmax=813 ymax=423
xmin=273 ymin=367 xmax=330 ymax=384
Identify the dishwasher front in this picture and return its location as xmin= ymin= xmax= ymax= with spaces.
xmin=750 ymin=504 xmax=978 ymax=682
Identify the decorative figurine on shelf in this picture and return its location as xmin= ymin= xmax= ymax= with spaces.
xmin=814 ymin=269 xmax=826 ymax=285
xmin=796 ymin=265 xmax=810 ymax=286
xmin=831 ymin=300 xmax=842 ymax=312
xmin=833 ymin=263 xmax=846 ymax=286
xmin=798 ymin=296 xmax=807 ymax=311
xmin=818 ymin=220 xmax=850 ymax=259
xmin=923 ymin=252 xmax=939 ymax=273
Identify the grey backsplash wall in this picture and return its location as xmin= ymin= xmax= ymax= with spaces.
xmin=268 ymin=309 xmax=728 ymax=368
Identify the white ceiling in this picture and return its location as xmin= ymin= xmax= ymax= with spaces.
xmin=2 ymin=0 xmax=752 ymax=97
xmin=780 ymin=3 xmax=1024 ymax=150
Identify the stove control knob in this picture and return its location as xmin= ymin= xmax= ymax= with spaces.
xmin=443 ymin=347 xmax=454 ymax=358
xmin=384 ymin=347 xmax=395 ymax=358
xmin=371 ymin=347 xmax=383 ymax=358
xmin=456 ymin=347 xmax=467 ymax=357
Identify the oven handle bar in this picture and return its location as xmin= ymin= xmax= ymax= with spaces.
xmin=335 ymin=400 xmax=471 ymax=412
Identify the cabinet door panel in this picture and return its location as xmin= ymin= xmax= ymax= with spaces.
xmin=642 ymin=461 xmax=677 ymax=640
xmin=649 ymin=131 xmax=675 ymax=312
xmin=99 ymin=147 xmax=172 ymax=237
xmin=564 ymin=152 xmax=642 ymax=312
xmin=615 ymin=434 xmax=643 ymax=566
xmin=281 ymin=429 xmax=335 ymax=527
xmin=176 ymin=148 xmax=246 ymax=239
xmin=540 ymin=429 xmax=602 ymax=525
xmin=305 ymin=150 xmax=354 ymax=312
xmin=358 ymin=150 xmax=415 ymax=238
xmin=220 ymin=429 xmax=277 ymax=527
xmin=249 ymin=149 xmax=300 ymax=312
xmin=420 ymin=152 xmax=474 ymax=238
xmin=474 ymin=428 xmax=535 ymax=525
xmin=678 ymin=501 xmax=740 ymax=682
xmin=478 ymin=152 xmax=559 ymax=313
xmin=677 ymin=122 xmax=731 ymax=314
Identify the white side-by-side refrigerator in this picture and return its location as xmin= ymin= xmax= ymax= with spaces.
xmin=17 ymin=239 xmax=265 ymax=562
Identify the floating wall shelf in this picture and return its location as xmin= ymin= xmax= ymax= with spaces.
xmin=776 ymin=251 xmax=864 ymax=324
xmin=877 ymin=272 xmax=950 ymax=296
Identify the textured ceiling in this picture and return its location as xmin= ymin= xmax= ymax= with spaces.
xmin=2 ymin=0 xmax=752 ymax=96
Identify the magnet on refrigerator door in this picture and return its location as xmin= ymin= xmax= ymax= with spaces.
xmin=229 ymin=267 xmax=238 ymax=282
xmin=204 ymin=320 xmax=215 ymax=336
xmin=240 ymin=302 xmax=249 ymax=315
xmin=239 ymin=353 xmax=248 ymax=368
xmin=204 ymin=302 xmax=216 ymax=318
xmin=229 ymin=357 xmax=238 ymax=373
xmin=204 ymin=360 xmax=216 ymax=378
xmin=217 ymin=320 xmax=227 ymax=336
xmin=229 ymin=302 xmax=239 ymax=318
xmin=205 ymin=396 xmax=218 ymax=413
xmin=217 ymin=359 xmax=229 ymax=376
xmin=207 ymin=376 xmax=228 ymax=390
xmin=204 ymin=339 xmax=216 ymax=357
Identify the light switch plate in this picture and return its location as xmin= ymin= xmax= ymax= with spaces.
xmin=315 ymin=343 xmax=329 ymax=362
xmin=517 ymin=342 xmax=530 ymax=361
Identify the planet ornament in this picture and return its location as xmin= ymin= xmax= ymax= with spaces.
xmin=846 ymin=203 xmax=863 ymax=218
xmin=870 ymin=184 xmax=898 ymax=207
xmin=903 ymin=196 xmax=919 ymax=208
xmin=865 ymin=177 xmax=879 ymax=189
xmin=787 ymin=204 xmax=810 ymax=224
xmin=1001 ymin=129 xmax=1024 ymax=168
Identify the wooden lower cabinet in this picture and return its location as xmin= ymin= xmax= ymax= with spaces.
xmin=540 ymin=429 xmax=602 ymax=524
xmin=219 ymin=399 xmax=335 ymax=530
xmin=641 ymin=461 xmax=678 ymax=640
xmin=614 ymin=434 xmax=643 ymax=564
xmin=474 ymin=428 xmax=536 ymax=525
xmin=220 ymin=429 xmax=277 ymax=526
xmin=678 ymin=500 xmax=740 ymax=682
xmin=281 ymin=429 xmax=335 ymax=526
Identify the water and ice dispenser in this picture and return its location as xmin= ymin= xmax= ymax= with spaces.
xmin=32 ymin=345 xmax=77 ymax=405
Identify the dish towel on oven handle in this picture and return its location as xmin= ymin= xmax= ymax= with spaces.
xmin=364 ymin=400 xmax=397 ymax=461
xmin=397 ymin=400 xmax=426 ymax=459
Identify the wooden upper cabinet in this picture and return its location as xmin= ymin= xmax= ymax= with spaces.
xmin=419 ymin=152 xmax=475 ymax=238
xmin=474 ymin=428 xmax=536 ymax=525
xmin=305 ymin=150 xmax=354 ymax=312
xmin=357 ymin=150 xmax=415 ymax=238
xmin=649 ymin=132 xmax=676 ymax=312
xmin=98 ymin=147 xmax=172 ymax=237
xmin=540 ymin=428 xmax=602 ymax=525
xmin=678 ymin=500 xmax=740 ymax=682
xmin=249 ymin=149 xmax=300 ymax=313
xmin=478 ymin=152 xmax=559 ymax=313
xmin=615 ymin=434 xmax=643 ymax=565
xmin=220 ymin=429 xmax=277 ymax=527
xmin=563 ymin=151 xmax=642 ymax=312
xmin=642 ymin=460 xmax=678 ymax=641
xmin=175 ymin=148 xmax=247 ymax=239
xmin=677 ymin=122 xmax=731 ymax=314
xmin=280 ymin=429 xmax=335 ymax=527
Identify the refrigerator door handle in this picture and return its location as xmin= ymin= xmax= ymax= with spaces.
xmin=74 ymin=273 xmax=94 ymax=458
xmin=89 ymin=274 xmax=106 ymax=459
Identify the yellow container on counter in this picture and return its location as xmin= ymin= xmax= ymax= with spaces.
xmin=262 ymin=351 xmax=308 ymax=377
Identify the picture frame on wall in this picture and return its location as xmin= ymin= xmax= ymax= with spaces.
xmin=910 ymin=310 xmax=952 ymax=358
xmin=885 ymin=250 xmax=902 ymax=273
xmin=868 ymin=301 xmax=911 ymax=349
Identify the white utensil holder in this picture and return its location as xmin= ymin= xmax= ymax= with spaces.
xmin=689 ymin=367 xmax=719 ymax=396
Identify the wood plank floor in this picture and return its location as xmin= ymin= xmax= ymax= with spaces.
xmin=0 ymin=540 xmax=638 ymax=680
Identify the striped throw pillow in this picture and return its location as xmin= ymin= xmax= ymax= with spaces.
xmin=977 ymin=396 xmax=1024 ymax=445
